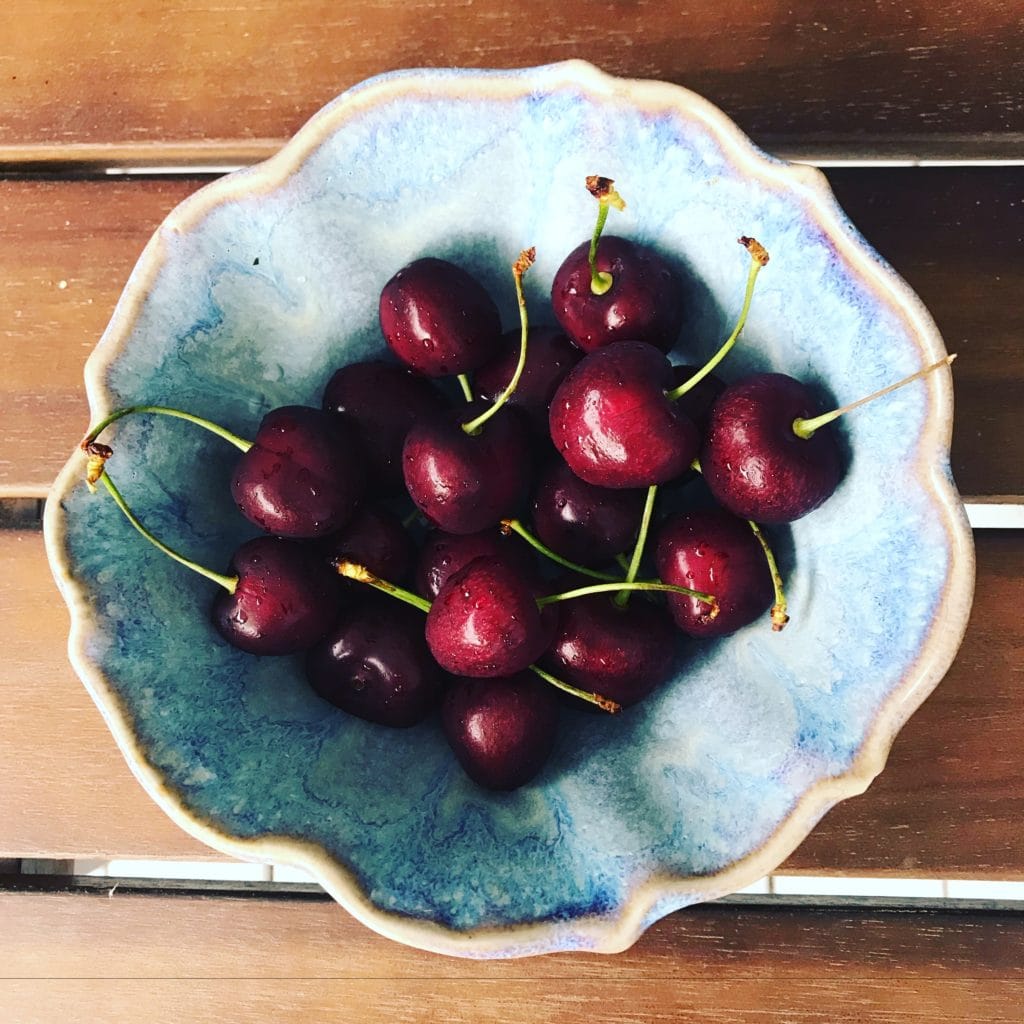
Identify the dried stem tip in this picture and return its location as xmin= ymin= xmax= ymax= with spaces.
xmin=335 ymin=560 xmax=376 ymax=585
xmin=514 ymin=247 xmax=536 ymax=278
xmin=84 ymin=441 xmax=113 ymax=491
xmin=738 ymin=236 xmax=770 ymax=266
xmin=586 ymin=175 xmax=627 ymax=210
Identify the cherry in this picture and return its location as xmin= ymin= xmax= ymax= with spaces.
xmin=212 ymin=536 xmax=341 ymax=655
xmin=551 ymin=177 xmax=683 ymax=354
xmin=655 ymin=508 xmax=776 ymax=637
xmin=305 ymin=599 xmax=444 ymax=727
xmin=379 ymin=257 xmax=502 ymax=377
xmin=402 ymin=402 xmax=531 ymax=533
xmin=442 ymin=673 xmax=559 ymax=790
xmin=232 ymin=405 xmax=364 ymax=538
xmin=549 ymin=341 xmax=698 ymax=488
xmin=322 ymin=505 xmax=414 ymax=587
xmin=670 ymin=364 xmax=727 ymax=435
xmin=702 ymin=356 xmax=955 ymax=524
xmin=415 ymin=527 xmax=518 ymax=600
xmin=322 ymin=359 xmax=446 ymax=493
xmin=425 ymin=557 xmax=553 ymax=678
xmin=474 ymin=326 xmax=581 ymax=436
xmin=543 ymin=595 xmax=677 ymax=707
xmin=530 ymin=458 xmax=644 ymax=567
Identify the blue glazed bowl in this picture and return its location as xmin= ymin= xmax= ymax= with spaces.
xmin=45 ymin=62 xmax=973 ymax=957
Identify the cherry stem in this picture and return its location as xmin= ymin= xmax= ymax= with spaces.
xmin=748 ymin=520 xmax=790 ymax=631
xmin=95 ymin=469 xmax=237 ymax=593
xmin=335 ymin=561 xmax=432 ymax=613
xmin=500 ymin=519 xmax=619 ymax=582
xmin=586 ymin=175 xmax=626 ymax=296
xmin=538 ymin=580 xmax=718 ymax=617
xmin=792 ymin=354 xmax=957 ymax=439
xmin=461 ymin=248 xmax=536 ymax=436
xmin=665 ymin=237 xmax=769 ymax=402
xmin=529 ymin=664 xmax=621 ymax=715
xmin=614 ymin=484 xmax=658 ymax=609
xmin=456 ymin=374 xmax=474 ymax=404
xmin=81 ymin=405 xmax=252 ymax=453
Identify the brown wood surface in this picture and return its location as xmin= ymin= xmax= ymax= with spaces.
xmin=1 ymin=1 xmax=1022 ymax=166
xmin=1 ymin=167 xmax=1022 ymax=500
xmin=1 ymin=890 xmax=1021 ymax=1022
xmin=1 ymin=526 xmax=1021 ymax=876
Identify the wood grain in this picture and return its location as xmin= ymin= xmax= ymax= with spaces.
xmin=0 ymin=1 xmax=1022 ymax=165
xmin=1 ymin=168 xmax=1022 ymax=499
xmin=0 ymin=891 xmax=1021 ymax=1022
xmin=1 ymin=528 xmax=1021 ymax=876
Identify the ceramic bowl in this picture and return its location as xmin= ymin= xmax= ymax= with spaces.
xmin=45 ymin=61 xmax=974 ymax=958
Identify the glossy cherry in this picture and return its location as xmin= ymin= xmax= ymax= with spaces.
xmin=531 ymin=458 xmax=644 ymax=567
xmin=701 ymin=374 xmax=843 ymax=524
xmin=549 ymin=341 xmax=698 ymax=488
xmin=322 ymin=359 xmax=447 ymax=493
xmin=552 ymin=234 xmax=683 ymax=354
xmin=425 ymin=556 xmax=553 ymax=678
xmin=321 ymin=505 xmax=414 ymax=587
xmin=403 ymin=402 xmax=531 ymax=534
xmin=543 ymin=594 xmax=677 ymax=707
xmin=670 ymin=364 xmax=727 ymax=435
xmin=442 ymin=673 xmax=559 ymax=790
xmin=415 ymin=527 xmax=519 ymax=600
xmin=231 ymin=405 xmax=364 ymax=538
xmin=305 ymin=599 xmax=444 ymax=727
xmin=655 ymin=508 xmax=774 ymax=637
xmin=379 ymin=257 xmax=502 ymax=377
xmin=212 ymin=536 xmax=341 ymax=656
xmin=475 ymin=326 xmax=581 ymax=436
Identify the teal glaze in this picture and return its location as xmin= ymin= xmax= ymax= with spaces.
xmin=47 ymin=64 xmax=969 ymax=957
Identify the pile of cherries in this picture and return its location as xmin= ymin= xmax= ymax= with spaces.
xmin=83 ymin=176 xmax=949 ymax=791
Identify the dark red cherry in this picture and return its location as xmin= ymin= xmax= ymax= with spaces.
xmin=425 ymin=557 xmax=552 ymax=678
xmin=211 ymin=536 xmax=341 ymax=656
xmin=442 ymin=673 xmax=558 ymax=790
xmin=415 ymin=528 xmax=517 ymax=600
xmin=549 ymin=341 xmax=698 ymax=488
xmin=322 ymin=360 xmax=446 ymax=493
xmin=531 ymin=459 xmax=644 ymax=567
xmin=655 ymin=508 xmax=774 ymax=637
xmin=669 ymin=364 xmax=727 ymax=435
xmin=403 ymin=403 xmax=531 ymax=534
xmin=379 ymin=257 xmax=502 ymax=377
xmin=542 ymin=595 xmax=677 ymax=707
xmin=551 ymin=236 xmax=683 ymax=354
xmin=305 ymin=599 xmax=444 ymax=727
xmin=702 ymin=373 xmax=842 ymax=523
xmin=475 ymin=326 xmax=582 ymax=436
xmin=321 ymin=505 xmax=414 ymax=587
xmin=231 ymin=405 xmax=363 ymax=538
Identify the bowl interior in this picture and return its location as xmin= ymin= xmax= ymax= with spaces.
xmin=51 ymin=66 xmax=962 ymax=955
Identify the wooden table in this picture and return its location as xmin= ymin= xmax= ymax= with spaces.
xmin=2 ymin=3 xmax=1022 ymax=1020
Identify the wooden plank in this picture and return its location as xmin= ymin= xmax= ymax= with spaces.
xmin=1 ymin=168 xmax=1022 ymax=499
xmin=0 ymin=891 xmax=1021 ymax=1022
xmin=1 ymin=528 xmax=1021 ymax=876
xmin=0 ymin=1 xmax=1022 ymax=164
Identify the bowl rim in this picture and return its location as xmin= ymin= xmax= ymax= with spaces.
xmin=44 ymin=59 xmax=976 ymax=958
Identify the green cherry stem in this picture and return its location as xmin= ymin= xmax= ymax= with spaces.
xmin=586 ymin=175 xmax=626 ymax=296
xmin=665 ymin=236 xmax=769 ymax=402
xmin=529 ymin=664 xmax=621 ymax=715
xmin=614 ymin=484 xmax=658 ymax=609
xmin=96 ymin=469 xmax=238 ymax=593
xmin=461 ymin=247 xmax=536 ymax=436
xmin=335 ymin=561 xmax=432 ymax=613
xmin=747 ymin=520 xmax=790 ymax=631
xmin=500 ymin=519 xmax=620 ymax=583
xmin=82 ymin=405 xmax=253 ymax=453
xmin=792 ymin=354 xmax=956 ymax=439
xmin=456 ymin=374 xmax=474 ymax=404
xmin=539 ymin=580 xmax=718 ymax=617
